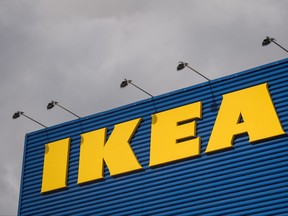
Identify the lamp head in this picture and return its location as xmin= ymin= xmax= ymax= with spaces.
xmin=120 ymin=79 xmax=132 ymax=88
xmin=47 ymin=101 xmax=58 ymax=110
xmin=177 ymin=61 xmax=188 ymax=71
xmin=13 ymin=111 xmax=24 ymax=119
xmin=262 ymin=37 xmax=275 ymax=46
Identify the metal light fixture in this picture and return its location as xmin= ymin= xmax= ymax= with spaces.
xmin=177 ymin=61 xmax=217 ymax=111
xmin=12 ymin=111 xmax=47 ymax=128
xmin=262 ymin=37 xmax=288 ymax=53
xmin=177 ymin=62 xmax=188 ymax=71
xmin=262 ymin=37 xmax=274 ymax=46
xmin=177 ymin=61 xmax=210 ymax=81
xmin=47 ymin=101 xmax=55 ymax=110
xmin=12 ymin=111 xmax=23 ymax=119
xmin=47 ymin=101 xmax=80 ymax=118
xmin=120 ymin=79 xmax=153 ymax=98
xmin=120 ymin=79 xmax=132 ymax=88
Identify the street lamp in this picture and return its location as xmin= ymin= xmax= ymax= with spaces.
xmin=12 ymin=111 xmax=47 ymax=128
xmin=262 ymin=37 xmax=288 ymax=53
xmin=120 ymin=79 xmax=153 ymax=98
xmin=177 ymin=61 xmax=210 ymax=81
xmin=120 ymin=79 xmax=157 ymax=113
xmin=177 ymin=61 xmax=217 ymax=111
xmin=47 ymin=101 xmax=80 ymax=118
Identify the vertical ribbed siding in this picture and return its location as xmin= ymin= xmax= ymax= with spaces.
xmin=18 ymin=58 xmax=288 ymax=215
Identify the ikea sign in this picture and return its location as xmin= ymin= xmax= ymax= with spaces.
xmin=41 ymin=83 xmax=285 ymax=193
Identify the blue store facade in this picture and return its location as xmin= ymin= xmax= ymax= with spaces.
xmin=18 ymin=58 xmax=288 ymax=215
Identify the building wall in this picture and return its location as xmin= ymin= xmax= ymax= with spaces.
xmin=18 ymin=58 xmax=288 ymax=215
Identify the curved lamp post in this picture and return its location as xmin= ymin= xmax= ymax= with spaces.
xmin=177 ymin=61 xmax=217 ymax=111
xmin=120 ymin=79 xmax=153 ymax=98
xmin=12 ymin=111 xmax=47 ymax=128
xmin=47 ymin=101 xmax=80 ymax=118
xmin=262 ymin=37 xmax=288 ymax=53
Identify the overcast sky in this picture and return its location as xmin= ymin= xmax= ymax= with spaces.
xmin=1 ymin=0 xmax=287 ymax=215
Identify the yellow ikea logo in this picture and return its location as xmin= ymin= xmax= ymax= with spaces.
xmin=41 ymin=83 xmax=285 ymax=193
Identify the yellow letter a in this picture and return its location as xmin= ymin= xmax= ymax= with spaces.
xmin=206 ymin=83 xmax=285 ymax=153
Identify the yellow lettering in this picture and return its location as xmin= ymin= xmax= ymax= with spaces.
xmin=41 ymin=138 xmax=70 ymax=193
xmin=206 ymin=83 xmax=285 ymax=153
xmin=77 ymin=118 xmax=143 ymax=184
xmin=41 ymin=83 xmax=287 ymax=193
xmin=149 ymin=102 xmax=202 ymax=167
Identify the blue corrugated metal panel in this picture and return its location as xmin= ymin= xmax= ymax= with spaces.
xmin=18 ymin=58 xmax=288 ymax=215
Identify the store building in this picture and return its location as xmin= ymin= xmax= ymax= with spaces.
xmin=18 ymin=58 xmax=288 ymax=215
